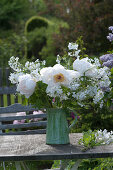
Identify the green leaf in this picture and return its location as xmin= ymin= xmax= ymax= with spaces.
xmin=29 ymin=81 xmax=52 ymax=109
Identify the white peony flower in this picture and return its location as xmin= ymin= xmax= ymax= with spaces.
xmin=40 ymin=64 xmax=74 ymax=86
xmin=73 ymin=58 xmax=94 ymax=76
xmin=67 ymin=70 xmax=80 ymax=79
xmin=40 ymin=66 xmax=53 ymax=85
xmin=85 ymin=67 xmax=98 ymax=78
xmin=17 ymin=74 xmax=36 ymax=98
xmin=40 ymin=64 xmax=80 ymax=99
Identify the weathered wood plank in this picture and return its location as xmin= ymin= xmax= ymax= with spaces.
xmin=0 ymin=133 xmax=112 ymax=161
xmin=0 ymin=121 xmax=47 ymax=130
xmin=0 ymin=129 xmax=46 ymax=135
xmin=0 ymin=86 xmax=16 ymax=94
xmin=0 ymin=113 xmax=46 ymax=122
xmin=0 ymin=103 xmax=38 ymax=113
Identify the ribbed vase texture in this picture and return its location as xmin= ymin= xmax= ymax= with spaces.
xmin=46 ymin=108 xmax=70 ymax=144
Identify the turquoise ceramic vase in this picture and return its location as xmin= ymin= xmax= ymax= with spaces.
xmin=46 ymin=108 xmax=77 ymax=145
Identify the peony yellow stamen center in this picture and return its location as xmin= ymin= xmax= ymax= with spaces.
xmin=54 ymin=73 xmax=65 ymax=83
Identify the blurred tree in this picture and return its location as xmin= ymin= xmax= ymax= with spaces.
xmin=0 ymin=32 xmax=26 ymax=67
xmin=0 ymin=0 xmax=32 ymax=30
xmin=25 ymin=16 xmax=49 ymax=60
xmin=25 ymin=15 xmax=68 ymax=66
xmin=30 ymin=0 xmax=47 ymax=13
xmin=44 ymin=0 xmax=113 ymax=55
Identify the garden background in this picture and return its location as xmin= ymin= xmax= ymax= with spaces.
xmin=0 ymin=0 xmax=113 ymax=169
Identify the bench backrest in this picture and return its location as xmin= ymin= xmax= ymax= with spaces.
xmin=0 ymin=67 xmax=17 ymax=106
xmin=0 ymin=68 xmax=47 ymax=135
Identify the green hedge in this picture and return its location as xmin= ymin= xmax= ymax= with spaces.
xmin=25 ymin=16 xmax=68 ymax=66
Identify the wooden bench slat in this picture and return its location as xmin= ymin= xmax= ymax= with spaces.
xmin=0 ymin=114 xmax=47 ymax=122
xmin=0 ymin=86 xmax=16 ymax=94
xmin=0 ymin=129 xmax=46 ymax=135
xmin=0 ymin=121 xmax=47 ymax=130
xmin=0 ymin=103 xmax=38 ymax=113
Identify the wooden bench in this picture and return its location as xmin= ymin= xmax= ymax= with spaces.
xmin=0 ymin=67 xmax=47 ymax=135
xmin=0 ymin=68 xmax=113 ymax=170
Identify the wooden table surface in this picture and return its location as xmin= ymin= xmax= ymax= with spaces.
xmin=0 ymin=133 xmax=113 ymax=161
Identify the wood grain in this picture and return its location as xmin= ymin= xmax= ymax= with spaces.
xmin=0 ymin=133 xmax=112 ymax=161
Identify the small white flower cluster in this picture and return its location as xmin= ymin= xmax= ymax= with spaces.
xmin=8 ymin=56 xmax=22 ymax=72
xmin=8 ymin=56 xmax=46 ymax=98
xmin=56 ymin=54 xmax=61 ymax=64
xmin=8 ymin=42 xmax=111 ymax=108
xmin=68 ymin=42 xmax=80 ymax=58
xmin=9 ymin=57 xmax=37 ymax=84
xmin=95 ymin=129 xmax=113 ymax=145
xmin=71 ymin=57 xmax=111 ymax=108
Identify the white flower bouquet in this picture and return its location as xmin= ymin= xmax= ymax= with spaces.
xmin=8 ymin=42 xmax=111 ymax=109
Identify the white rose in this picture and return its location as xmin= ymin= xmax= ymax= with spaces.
xmin=17 ymin=74 xmax=36 ymax=98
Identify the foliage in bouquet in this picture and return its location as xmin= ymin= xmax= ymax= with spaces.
xmin=9 ymin=41 xmax=111 ymax=111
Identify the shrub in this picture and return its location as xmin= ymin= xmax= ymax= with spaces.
xmin=25 ymin=16 xmax=49 ymax=32
xmin=25 ymin=16 xmax=68 ymax=66
xmin=0 ymin=0 xmax=31 ymax=30
xmin=0 ymin=32 xmax=26 ymax=67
